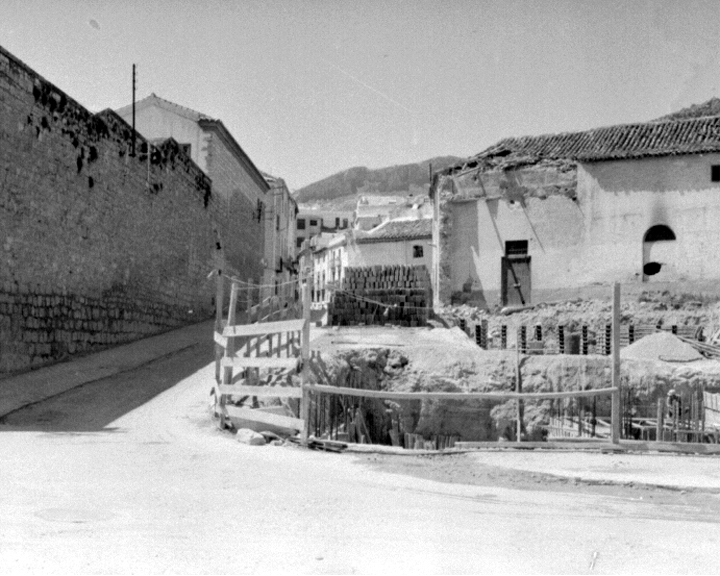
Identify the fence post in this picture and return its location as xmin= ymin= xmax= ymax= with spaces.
xmin=218 ymin=281 xmax=239 ymax=430
xmin=516 ymin=341 xmax=523 ymax=442
xmin=656 ymin=397 xmax=664 ymax=442
xmin=301 ymin=271 xmax=312 ymax=444
xmin=214 ymin=266 xmax=225 ymax=385
xmin=611 ymin=283 xmax=621 ymax=444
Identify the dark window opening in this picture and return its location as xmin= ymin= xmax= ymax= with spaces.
xmin=712 ymin=165 xmax=720 ymax=182
xmin=505 ymin=240 xmax=528 ymax=256
xmin=343 ymin=218 xmax=349 ymax=228
xmin=335 ymin=217 xmax=340 ymax=227
xmin=276 ymin=215 xmax=280 ymax=231
xmin=309 ymin=219 xmax=318 ymax=227
xmin=297 ymin=219 xmax=306 ymax=230
xmin=644 ymin=225 xmax=676 ymax=242
xmin=413 ymin=245 xmax=424 ymax=258
xmin=296 ymin=237 xmax=304 ymax=248
xmin=644 ymin=262 xmax=662 ymax=276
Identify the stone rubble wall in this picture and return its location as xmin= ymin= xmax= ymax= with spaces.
xmin=0 ymin=45 xmax=217 ymax=374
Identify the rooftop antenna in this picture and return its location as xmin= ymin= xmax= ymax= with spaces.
xmin=131 ymin=64 xmax=136 ymax=157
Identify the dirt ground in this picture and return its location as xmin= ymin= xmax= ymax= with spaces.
xmin=3 ymin=329 xmax=720 ymax=573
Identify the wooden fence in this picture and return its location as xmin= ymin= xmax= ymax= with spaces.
xmin=302 ymin=382 xmax=620 ymax=447
xmin=212 ymin=272 xmax=311 ymax=436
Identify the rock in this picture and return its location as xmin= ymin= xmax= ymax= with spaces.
xmin=236 ymin=428 xmax=266 ymax=446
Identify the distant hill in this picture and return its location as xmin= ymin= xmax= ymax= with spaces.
xmin=293 ymin=156 xmax=463 ymax=210
xmin=654 ymin=97 xmax=720 ymax=122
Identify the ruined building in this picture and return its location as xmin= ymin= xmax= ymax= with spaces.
xmin=433 ymin=100 xmax=720 ymax=308
xmin=0 ymin=46 xmax=220 ymax=374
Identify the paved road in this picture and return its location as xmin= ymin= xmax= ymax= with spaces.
xmin=1 ymin=342 xmax=720 ymax=574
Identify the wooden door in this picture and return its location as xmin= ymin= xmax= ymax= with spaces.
xmin=502 ymin=256 xmax=531 ymax=306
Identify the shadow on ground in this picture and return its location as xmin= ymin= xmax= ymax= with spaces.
xmin=0 ymin=341 xmax=214 ymax=432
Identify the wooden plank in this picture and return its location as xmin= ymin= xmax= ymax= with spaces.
xmin=454 ymin=440 xmax=720 ymax=454
xmin=225 ymin=405 xmax=304 ymax=430
xmin=223 ymin=319 xmax=306 ymax=338
xmin=305 ymin=384 xmax=619 ymax=401
xmin=218 ymin=385 xmax=303 ymax=398
xmin=222 ymin=356 xmax=299 ymax=370
xmin=213 ymin=331 xmax=227 ymax=348
xmin=301 ymin=276 xmax=312 ymax=443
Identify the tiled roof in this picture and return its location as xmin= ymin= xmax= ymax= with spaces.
xmin=356 ymin=218 xmax=432 ymax=244
xmin=449 ymin=114 xmax=720 ymax=174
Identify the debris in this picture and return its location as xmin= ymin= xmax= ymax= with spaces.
xmin=258 ymin=430 xmax=282 ymax=442
xmin=621 ymin=332 xmax=703 ymax=363
xmin=236 ymin=428 xmax=266 ymax=446
xmin=307 ymin=439 xmax=348 ymax=453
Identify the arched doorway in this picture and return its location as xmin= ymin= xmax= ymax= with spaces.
xmin=642 ymin=225 xmax=676 ymax=281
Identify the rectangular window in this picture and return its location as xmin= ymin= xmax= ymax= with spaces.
xmin=413 ymin=245 xmax=424 ymax=258
xmin=712 ymin=165 xmax=720 ymax=182
xmin=296 ymin=237 xmax=304 ymax=248
xmin=310 ymin=219 xmax=318 ymax=227
xmin=276 ymin=215 xmax=280 ymax=231
xmin=343 ymin=219 xmax=349 ymax=228
xmin=505 ymin=240 xmax=528 ymax=256
xmin=335 ymin=217 xmax=340 ymax=227
xmin=297 ymin=219 xmax=306 ymax=230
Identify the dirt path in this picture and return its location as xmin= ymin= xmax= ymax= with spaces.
xmin=2 ymin=346 xmax=720 ymax=574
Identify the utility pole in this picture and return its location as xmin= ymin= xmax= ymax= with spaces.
xmin=131 ymin=64 xmax=136 ymax=157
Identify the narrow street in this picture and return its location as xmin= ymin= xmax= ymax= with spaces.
xmin=1 ymin=340 xmax=719 ymax=574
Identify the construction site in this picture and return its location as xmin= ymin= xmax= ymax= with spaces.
xmin=211 ymin=264 xmax=720 ymax=455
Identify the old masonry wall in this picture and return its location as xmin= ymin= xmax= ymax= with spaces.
xmin=0 ymin=45 xmax=218 ymax=375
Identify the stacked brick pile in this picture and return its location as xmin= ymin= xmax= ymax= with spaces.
xmin=329 ymin=265 xmax=432 ymax=327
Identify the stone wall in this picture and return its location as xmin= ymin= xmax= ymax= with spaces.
xmin=0 ymin=45 xmax=217 ymax=375
xmin=204 ymin=129 xmax=265 ymax=282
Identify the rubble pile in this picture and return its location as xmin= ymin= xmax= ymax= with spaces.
xmin=439 ymin=291 xmax=720 ymax=353
xmin=621 ymin=332 xmax=703 ymax=363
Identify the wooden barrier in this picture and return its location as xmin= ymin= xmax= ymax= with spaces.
xmin=212 ymin=271 xmax=308 ymax=435
xmin=304 ymin=383 xmax=619 ymax=401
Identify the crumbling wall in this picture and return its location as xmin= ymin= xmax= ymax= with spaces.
xmin=437 ymin=161 xmax=579 ymax=307
xmin=0 ymin=45 xmax=216 ymax=374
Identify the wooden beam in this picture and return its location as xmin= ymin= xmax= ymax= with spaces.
xmin=218 ymin=385 xmax=303 ymax=398
xmin=304 ymin=384 xmax=619 ymax=401
xmin=225 ymin=405 xmax=304 ymax=431
xmin=611 ymin=282 xmax=621 ymax=444
xmin=301 ymin=272 xmax=312 ymax=443
xmin=221 ymin=356 xmax=299 ymax=370
xmin=455 ymin=439 xmax=720 ymax=455
xmin=223 ymin=319 xmax=306 ymax=338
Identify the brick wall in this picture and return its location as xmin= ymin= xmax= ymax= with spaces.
xmin=0 ymin=45 xmax=217 ymax=375
xmin=204 ymin=130 xmax=265 ymax=283
xmin=329 ymin=265 xmax=432 ymax=327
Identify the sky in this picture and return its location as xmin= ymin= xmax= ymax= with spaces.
xmin=2 ymin=0 xmax=720 ymax=190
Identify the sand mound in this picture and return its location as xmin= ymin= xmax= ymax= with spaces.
xmin=620 ymin=332 xmax=703 ymax=363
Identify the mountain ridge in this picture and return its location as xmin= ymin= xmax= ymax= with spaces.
xmin=293 ymin=156 xmax=463 ymax=210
